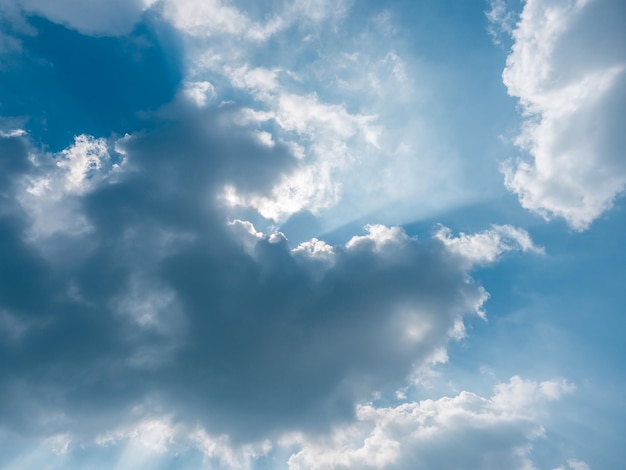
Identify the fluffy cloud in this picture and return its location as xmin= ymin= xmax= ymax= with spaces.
xmin=219 ymin=85 xmax=380 ymax=221
xmin=502 ymin=0 xmax=626 ymax=230
xmin=287 ymin=376 xmax=574 ymax=470
xmin=0 ymin=377 xmax=577 ymax=469
xmin=18 ymin=134 xmax=124 ymax=237
xmin=434 ymin=224 xmax=544 ymax=269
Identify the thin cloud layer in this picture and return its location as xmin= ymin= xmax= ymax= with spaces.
xmin=0 ymin=0 xmax=157 ymax=35
xmin=501 ymin=0 xmax=626 ymax=230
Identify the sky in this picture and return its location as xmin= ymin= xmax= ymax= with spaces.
xmin=0 ymin=0 xmax=624 ymax=469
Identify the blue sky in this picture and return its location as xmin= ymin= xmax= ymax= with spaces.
xmin=0 ymin=0 xmax=624 ymax=469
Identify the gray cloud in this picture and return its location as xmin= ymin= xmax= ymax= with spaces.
xmin=0 ymin=98 xmax=496 ymax=445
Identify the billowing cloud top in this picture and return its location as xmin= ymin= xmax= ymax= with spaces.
xmin=500 ymin=0 xmax=626 ymax=230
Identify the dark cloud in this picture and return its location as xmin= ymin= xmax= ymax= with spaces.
xmin=0 ymin=96 xmax=487 ymax=444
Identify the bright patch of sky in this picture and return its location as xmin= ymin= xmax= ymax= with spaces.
xmin=0 ymin=0 xmax=624 ymax=468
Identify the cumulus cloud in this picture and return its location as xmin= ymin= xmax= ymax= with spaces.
xmin=0 ymin=112 xmax=538 ymax=447
xmin=287 ymin=376 xmax=574 ymax=470
xmin=502 ymin=0 xmax=626 ymax=230
xmin=0 ymin=377 xmax=577 ymax=469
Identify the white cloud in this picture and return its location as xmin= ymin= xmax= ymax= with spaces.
xmin=490 ymin=375 xmax=574 ymax=416
xmin=554 ymin=459 xmax=592 ymax=470
xmin=287 ymin=376 xmax=574 ymax=470
xmin=18 ymin=134 xmax=124 ymax=237
xmin=191 ymin=428 xmax=272 ymax=470
xmin=289 ymin=0 xmax=350 ymax=23
xmin=160 ymin=0 xmax=348 ymax=44
xmin=566 ymin=459 xmax=591 ymax=470
xmin=56 ymin=134 xmax=112 ymax=193
xmin=434 ymin=224 xmax=544 ymax=268
xmin=182 ymin=80 xmax=216 ymax=107
xmin=218 ymin=86 xmax=380 ymax=221
xmin=502 ymin=0 xmax=626 ymax=230
xmin=486 ymin=0 xmax=518 ymax=45
xmin=96 ymin=418 xmax=176 ymax=454
xmin=345 ymin=224 xmax=411 ymax=253
xmin=292 ymin=237 xmax=334 ymax=264
xmin=0 ymin=128 xmax=26 ymax=138
xmin=161 ymin=0 xmax=254 ymax=39
xmin=176 ymin=3 xmax=484 ymax=231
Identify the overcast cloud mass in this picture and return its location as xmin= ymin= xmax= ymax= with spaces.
xmin=0 ymin=0 xmax=624 ymax=469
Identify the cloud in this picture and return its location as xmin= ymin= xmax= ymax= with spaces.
xmin=485 ymin=0 xmax=518 ymax=45
xmin=167 ymin=1 xmax=494 ymax=233
xmin=0 ymin=100 xmax=541 ymax=447
xmin=181 ymin=80 xmax=216 ymax=107
xmin=0 ymin=377 xmax=577 ymax=470
xmin=553 ymin=459 xmax=591 ymax=470
xmin=17 ymin=134 xmax=124 ymax=237
xmin=0 ymin=2 xmax=583 ymax=468
xmin=434 ymin=224 xmax=544 ymax=269
xmin=1 ymin=0 xmax=157 ymax=35
xmin=287 ymin=376 xmax=574 ymax=470
xmin=161 ymin=0 xmax=256 ymax=39
xmin=219 ymin=86 xmax=380 ymax=221
xmin=161 ymin=0 xmax=350 ymax=42
xmin=502 ymin=0 xmax=626 ymax=230
xmin=564 ymin=460 xmax=591 ymax=470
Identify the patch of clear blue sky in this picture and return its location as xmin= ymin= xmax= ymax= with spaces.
xmin=0 ymin=12 xmax=183 ymax=152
